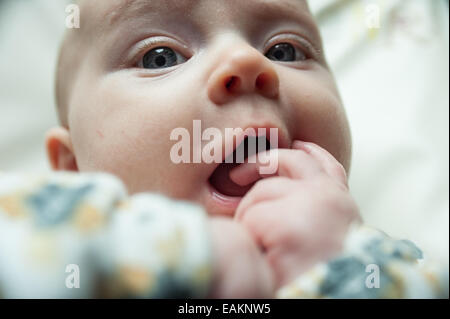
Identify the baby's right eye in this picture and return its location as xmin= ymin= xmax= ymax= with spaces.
xmin=140 ymin=47 xmax=187 ymax=69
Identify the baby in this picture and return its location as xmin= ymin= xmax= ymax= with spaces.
xmin=0 ymin=0 xmax=446 ymax=299
xmin=50 ymin=0 xmax=358 ymax=294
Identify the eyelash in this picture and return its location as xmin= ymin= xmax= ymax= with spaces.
xmin=129 ymin=37 xmax=191 ymax=69
xmin=264 ymin=42 xmax=309 ymax=61
xmin=130 ymin=34 xmax=317 ymax=70
xmin=263 ymin=33 xmax=319 ymax=61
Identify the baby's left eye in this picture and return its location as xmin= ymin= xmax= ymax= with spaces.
xmin=265 ymin=43 xmax=306 ymax=62
xmin=140 ymin=47 xmax=187 ymax=69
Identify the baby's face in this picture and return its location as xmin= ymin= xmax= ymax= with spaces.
xmin=56 ymin=0 xmax=351 ymax=216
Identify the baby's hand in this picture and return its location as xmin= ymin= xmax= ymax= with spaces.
xmin=208 ymin=217 xmax=274 ymax=298
xmin=230 ymin=141 xmax=362 ymax=288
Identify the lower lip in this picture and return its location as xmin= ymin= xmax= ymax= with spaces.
xmin=207 ymin=181 xmax=243 ymax=213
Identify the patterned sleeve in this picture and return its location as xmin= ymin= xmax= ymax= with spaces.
xmin=0 ymin=172 xmax=212 ymax=298
xmin=277 ymin=224 xmax=449 ymax=299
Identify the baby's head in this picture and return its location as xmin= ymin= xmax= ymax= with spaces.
xmin=47 ymin=0 xmax=352 ymax=216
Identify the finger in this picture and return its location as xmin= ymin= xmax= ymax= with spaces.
xmin=237 ymin=199 xmax=287 ymax=250
xmin=230 ymin=148 xmax=324 ymax=187
xmin=234 ymin=177 xmax=297 ymax=221
xmin=292 ymin=141 xmax=348 ymax=188
xmin=228 ymin=152 xmax=277 ymax=187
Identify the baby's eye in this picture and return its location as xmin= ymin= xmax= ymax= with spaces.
xmin=141 ymin=47 xmax=187 ymax=69
xmin=265 ymin=43 xmax=306 ymax=62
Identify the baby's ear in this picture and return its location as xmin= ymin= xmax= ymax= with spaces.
xmin=45 ymin=127 xmax=78 ymax=171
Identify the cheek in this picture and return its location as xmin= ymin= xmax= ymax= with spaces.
xmin=68 ymin=75 xmax=204 ymax=195
xmin=280 ymin=69 xmax=352 ymax=171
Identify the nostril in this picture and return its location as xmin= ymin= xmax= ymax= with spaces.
xmin=255 ymin=73 xmax=269 ymax=90
xmin=256 ymin=72 xmax=279 ymax=98
xmin=225 ymin=76 xmax=240 ymax=92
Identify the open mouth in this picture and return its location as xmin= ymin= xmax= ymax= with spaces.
xmin=208 ymin=135 xmax=272 ymax=197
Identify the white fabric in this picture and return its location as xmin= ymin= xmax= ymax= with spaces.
xmin=311 ymin=0 xmax=449 ymax=265
xmin=0 ymin=0 xmax=448 ymax=265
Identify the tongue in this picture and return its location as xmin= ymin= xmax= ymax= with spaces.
xmin=209 ymin=162 xmax=253 ymax=197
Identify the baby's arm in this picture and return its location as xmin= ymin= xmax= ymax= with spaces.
xmin=0 ymin=172 xmax=272 ymax=298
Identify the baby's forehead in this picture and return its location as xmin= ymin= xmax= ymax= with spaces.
xmin=84 ymin=0 xmax=311 ymax=15
xmin=80 ymin=0 xmax=315 ymax=36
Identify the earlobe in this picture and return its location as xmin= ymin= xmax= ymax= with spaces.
xmin=45 ymin=127 xmax=78 ymax=171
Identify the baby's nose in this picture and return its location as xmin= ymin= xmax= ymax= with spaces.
xmin=207 ymin=44 xmax=280 ymax=105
